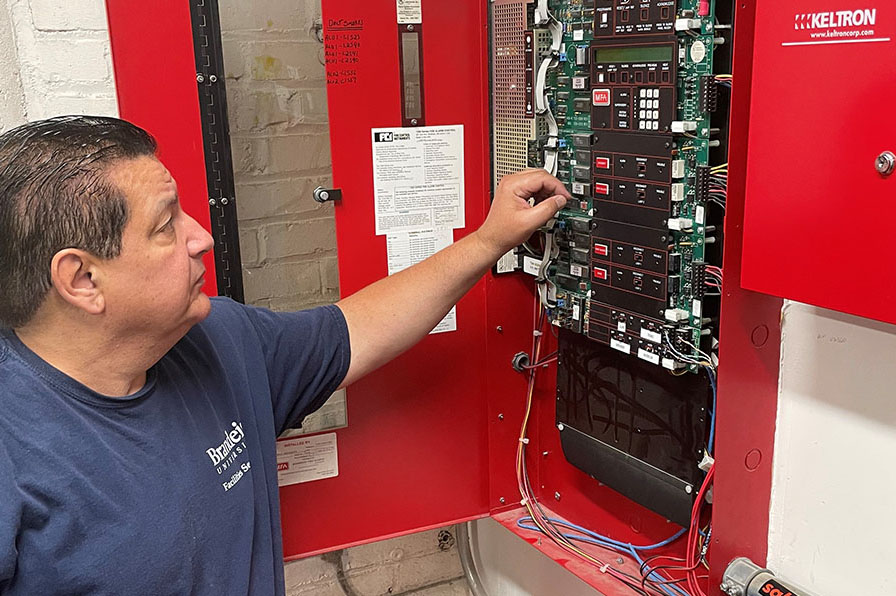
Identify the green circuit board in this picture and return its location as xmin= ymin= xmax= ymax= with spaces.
xmin=540 ymin=0 xmax=720 ymax=370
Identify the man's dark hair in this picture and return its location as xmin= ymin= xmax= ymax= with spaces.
xmin=0 ymin=115 xmax=157 ymax=328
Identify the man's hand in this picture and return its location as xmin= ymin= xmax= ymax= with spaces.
xmin=473 ymin=169 xmax=571 ymax=257
xmin=336 ymin=168 xmax=570 ymax=388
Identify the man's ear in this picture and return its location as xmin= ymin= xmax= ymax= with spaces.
xmin=50 ymin=249 xmax=105 ymax=315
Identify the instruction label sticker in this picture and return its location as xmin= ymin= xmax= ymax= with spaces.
xmin=276 ymin=433 xmax=338 ymax=487
xmin=386 ymin=228 xmax=457 ymax=334
xmin=372 ymin=125 xmax=465 ymax=235
xmin=396 ymin=0 xmax=422 ymax=24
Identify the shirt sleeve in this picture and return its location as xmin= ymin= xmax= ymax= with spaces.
xmin=0 ymin=440 xmax=21 ymax=589
xmin=242 ymin=302 xmax=351 ymax=435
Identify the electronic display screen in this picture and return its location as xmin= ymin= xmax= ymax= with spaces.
xmin=594 ymin=46 xmax=672 ymax=64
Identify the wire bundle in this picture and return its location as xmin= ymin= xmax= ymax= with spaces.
xmin=513 ymin=292 xmax=721 ymax=596
xmin=708 ymin=163 xmax=728 ymax=210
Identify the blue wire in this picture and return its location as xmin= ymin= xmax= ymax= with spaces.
xmin=516 ymin=518 xmax=691 ymax=596
xmin=703 ymin=365 xmax=717 ymax=455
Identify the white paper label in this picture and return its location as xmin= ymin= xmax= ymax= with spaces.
xmin=279 ymin=390 xmax=347 ymax=438
xmin=690 ymin=40 xmax=706 ymax=63
xmin=387 ymin=228 xmax=457 ymax=333
xmin=396 ymin=0 xmax=422 ymax=23
xmin=570 ymin=264 xmax=585 ymax=277
xmin=695 ymin=205 xmax=706 ymax=225
xmin=276 ymin=433 xmax=338 ymax=487
xmin=572 ymin=303 xmax=581 ymax=321
xmin=618 ymin=321 xmax=627 ymax=333
xmin=640 ymin=328 xmax=662 ymax=344
xmin=692 ymin=299 xmax=702 ymax=318
xmin=496 ymin=249 xmax=517 ymax=274
xmin=571 ymin=182 xmax=586 ymax=195
xmin=372 ymin=125 xmax=464 ymax=235
xmin=523 ymin=255 xmax=541 ymax=276
xmin=638 ymin=348 xmax=661 ymax=365
xmin=610 ymin=339 xmax=631 ymax=354
xmin=573 ymin=29 xmax=585 ymax=41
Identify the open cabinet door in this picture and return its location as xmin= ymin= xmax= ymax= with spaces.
xmin=282 ymin=0 xmax=494 ymax=557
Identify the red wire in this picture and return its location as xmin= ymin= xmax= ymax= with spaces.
xmin=686 ymin=465 xmax=715 ymax=596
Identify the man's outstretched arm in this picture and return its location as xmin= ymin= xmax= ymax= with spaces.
xmin=336 ymin=169 xmax=570 ymax=388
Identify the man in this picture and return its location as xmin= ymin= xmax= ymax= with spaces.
xmin=0 ymin=116 xmax=568 ymax=594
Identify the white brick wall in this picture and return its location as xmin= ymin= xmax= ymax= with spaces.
xmin=0 ymin=1 xmax=26 ymax=130
xmin=4 ymin=0 xmax=117 ymax=120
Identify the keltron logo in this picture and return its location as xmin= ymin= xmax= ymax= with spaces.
xmin=794 ymin=9 xmax=876 ymax=30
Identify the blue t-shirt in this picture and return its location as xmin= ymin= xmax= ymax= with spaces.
xmin=0 ymin=297 xmax=350 ymax=595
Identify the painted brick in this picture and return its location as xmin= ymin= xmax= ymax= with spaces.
xmin=0 ymin=2 xmax=26 ymax=131
xmin=268 ymin=133 xmax=331 ymax=172
xmin=242 ymin=41 xmax=326 ymax=82
xmin=27 ymin=93 xmax=118 ymax=120
xmin=231 ymin=136 xmax=270 ymax=175
xmin=234 ymin=176 xmax=332 ymax=221
xmin=320 ymin=256 xmax=339 ymax=294
xmin=242 ymin=261 xmax=320 ymax=303
xmin=29 ymin=0 xmax=109 ymax=31
xmin=260 ymin=218 xmax=336 ymax=261
xmin=29 ymin=38 xmax=112 ymax=83
xmin=413 ymin=580 xmax=473 ymax=596
xmin=238 ymin=227 xmax=260 ymax=266
xmin=222 ymin=40 xmax=247 ymax=80
xmin=297 ymin=86 xmax=328 ymax=122
xmin=219 ymin=0 xmax=316 ymax=33
xmin=282 ymin=552 xmax=338 ymax=590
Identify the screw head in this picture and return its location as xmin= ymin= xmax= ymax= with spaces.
xmin=554 ymin=492 xmax=561 ymax=501
xmin=196 ymin=73 xmax=205 ymax=83
xmin=220 ymin=197 xmax=229 ymax=205
xmin=209 ymin=74 xmax=218 ymax=83
xmin=496 ymin=326 xmax=503 ymax=333
xmin=407 ymin=24 xmax=415 ymax=31
xmin=685 ymin=484 xmax=694 ymax=494
xmin=319 ymin=190 xmax=330 ymax=201
xmin=208 ymin=198 xmax=216 ymax=206
xmin=410 ymin=118 xmax=418 ymax=125
xmin=498 ymin=413 xmax=504 ymax=420
xmin=499 ymin=497 xmax=506 ymax=504
xmin=876 ymin=151 xmax=895 ymax=176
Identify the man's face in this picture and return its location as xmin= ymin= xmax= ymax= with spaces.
xmin=100 ymin=156 xmax=215 ymax=338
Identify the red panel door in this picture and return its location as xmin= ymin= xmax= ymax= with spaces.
xmin=105 ymin=0 xmax=217 ymax=296
xmin=741 ymin=1 xmax=896 ymax=323
xmin=278 ymin=0 xmax=493 ymax=558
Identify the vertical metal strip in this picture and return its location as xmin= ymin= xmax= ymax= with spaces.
xmin=189 ymin=0 xmax=245 ymax=302
xmin=398 ymin=24 xmax=425 ymax=126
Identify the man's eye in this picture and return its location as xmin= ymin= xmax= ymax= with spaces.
xmin=160 ymin=219 xmax=174 ymax=232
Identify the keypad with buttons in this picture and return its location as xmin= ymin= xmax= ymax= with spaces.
xmin=637 ymin=88 xmax=661 ymax=131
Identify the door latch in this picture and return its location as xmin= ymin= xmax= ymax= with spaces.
xmin=313 ymin=186 xmax=343 ymax=203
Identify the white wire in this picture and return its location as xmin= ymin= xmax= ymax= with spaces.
xmin=532 ymin=2 xmax=563 ymax=176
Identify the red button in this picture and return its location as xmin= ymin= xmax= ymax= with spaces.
xmin=594 ymin=182 xmax=610 ymax=196
xmin=593 ymin=267 xmax=608 ymax=280
xmin=594 ymin=156 xmax=610 ymax=169
xmin=594 ymin=243 xmax=609 ymax=256
xmin=592 ymin=89 xmax=611 ymax=106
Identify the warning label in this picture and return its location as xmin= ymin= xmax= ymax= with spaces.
xmin=276 ymin=433 xmax=338 ymax=487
